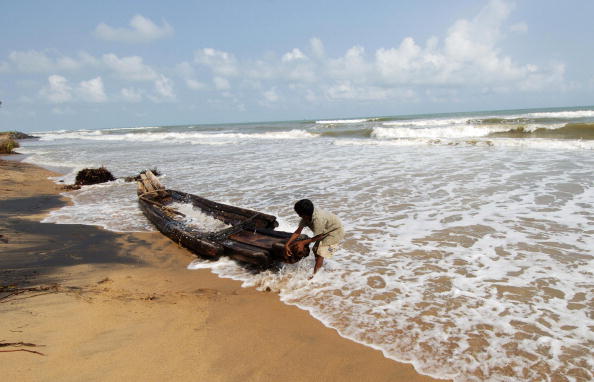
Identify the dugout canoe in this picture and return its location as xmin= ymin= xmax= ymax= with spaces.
xmin=137 ymin=170 xmax=308 ymax=266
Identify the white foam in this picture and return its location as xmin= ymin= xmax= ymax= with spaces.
xmin=34 ymin=129 xmax=316 ymax=144
xmin=42 ymin=180 xmax=154 ymax=232
xmin=525 ymin=110 xmax=594 ymax=119
xmin=372 ymin=125 xmax=501 ymax=139
xmin=17 ymin=148 xmax=93 ymax=182
xmin=23 ymin=113 xmax=594 ymax=382
xmin=373 ymin=122 xmax=570 ymax=140
xmin=336 ymin=135 xmax=594 ymax=150
xmin=101 ymin=125 xmax=161 ymax=131
xmin=170 ymin=202 xmax=231 ymax=232
xmin=382 ymin=117 xmax=471 ymax=127
xmin=316 ymin=118 xmax=370 ymax=124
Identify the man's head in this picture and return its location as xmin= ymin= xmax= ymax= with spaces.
xmin=294 ymin=198 xmax=314 ymax=220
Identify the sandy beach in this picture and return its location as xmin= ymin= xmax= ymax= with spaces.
xmin=0 ymin=158 xmax=444 ymax=382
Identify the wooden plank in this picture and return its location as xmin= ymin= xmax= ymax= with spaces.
xmin=221 ymin=239 xmax=268 ymax=262
xmin=228 ymin=230 xmax=285 ymax=250
xmin=145 ymin=170 xmax=164 ymax=190
xmin=139 ymin=196 xmax=186 ymax=217
xmin=137 ymin=181 xmax=147 ymax=195
xmin=140 ymin=173 xmax=156 ymax=193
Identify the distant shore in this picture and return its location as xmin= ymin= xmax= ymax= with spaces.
xmin=0 ymin=131 xmax=36 ymax=154
xmin=0 ymin=159 xmax=445 ymax=382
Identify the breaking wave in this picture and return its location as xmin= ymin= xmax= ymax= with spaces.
xmin=35 ymin=129 xmax=317 ymax=144
xmin=316 ymin=118 xmax=376 ymax=124
xmin=488 ymin=123 xmax=594 ymax=140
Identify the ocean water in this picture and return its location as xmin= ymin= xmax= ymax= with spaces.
xmin=18 ymin=106 xmax=594 ymax=381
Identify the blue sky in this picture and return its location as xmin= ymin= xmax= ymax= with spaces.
xmin=1 ymin=0 xmax=593 ymax=132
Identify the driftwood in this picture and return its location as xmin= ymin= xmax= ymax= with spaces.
xmin=0 ymin=341 xmax=45 ymax=356
xmin=144 ymin=170 xmax=164 ymax=190
xmin=139 ymin=174 xmax=156 ymax=193
xmin=0 ymin=285 xmax=60 ymax=303
xmin=124 ymin=168 xmax=161 ymax=182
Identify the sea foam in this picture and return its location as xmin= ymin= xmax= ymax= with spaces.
xmin=21 ymin=106 xmax=594 ymax=381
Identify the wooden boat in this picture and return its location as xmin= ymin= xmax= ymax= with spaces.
xmin=137 ymin=170 xmax=309 ymax=266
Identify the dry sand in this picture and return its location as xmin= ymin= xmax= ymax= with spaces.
xmin=0 ymin=158 xmax=446 ymax=382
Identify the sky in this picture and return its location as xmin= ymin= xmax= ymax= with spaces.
xmin=1 ymin=0 xmax=593 ymax=132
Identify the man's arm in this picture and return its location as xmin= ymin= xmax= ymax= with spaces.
xmin=284 ymin=224 xmax=305 ymax=257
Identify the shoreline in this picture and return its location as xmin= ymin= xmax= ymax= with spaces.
xmin=0 ymin=158 xmax=446 ymax=381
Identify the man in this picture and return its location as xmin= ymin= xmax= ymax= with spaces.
xmin=285 ymin=199 xmax=345 ymax=277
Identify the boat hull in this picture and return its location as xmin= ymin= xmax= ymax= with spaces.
xmin=138 ymin=187 xmax=306 ymax=266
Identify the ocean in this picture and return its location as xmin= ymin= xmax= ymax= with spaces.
xmin=17 ymin=106 xmax=594 ymax=381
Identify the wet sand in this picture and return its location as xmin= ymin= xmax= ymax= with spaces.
xmin=0 ymin=159 xmax=446 ymax=381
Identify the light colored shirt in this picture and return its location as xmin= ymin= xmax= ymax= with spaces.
xmin=300 ymin=207 xmax=345 ymax=246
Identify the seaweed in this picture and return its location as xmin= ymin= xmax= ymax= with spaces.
xmin=0 ymin=138 xmax=19 ymax=154
xmin=74 ymin=167 xmax=116 ymax=186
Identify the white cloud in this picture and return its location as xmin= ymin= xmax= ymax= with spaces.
xmin=305 ymin=89 xmax=318 ymax=102
xmin=10 ymin=50 xmax=55 ymax=72
xmin=94 ymin=15 xmax=173 ymax=43
xmin=330 ymin=45 xmax=369 ymax=80
xmin=309 ymin=37 xmax=325 ymax=59
xmin=183 ymin=0 xmax=559 ymax=104
xmin=11 ymin=0 xmax=567 ymax=111
xmin=364 ymin=0 xmax=558 ymax=89
xmin=376 ymin=38 xmax=422 ymax=82
xmin=324 ymin=81 xmax=408 ymax=101
xmin=78 ymin=77 xmax=107 ymax=102
xmin=518 ymin=63 xmax=565 ymax=91
xmin=286 ymin=63 xmax=317 ymax=83
xmin=0 ymin=61 xmax=9 ymax=73
xmin=6 ymin=50 xmax=99 ymax=73
xmin=40 ymin=75 xmax=108 ymax=103
xmin=51 ymin=106 xmax=75 ymax=115
xmin=77 ymin=52 xmax=101 ymax=67
xmin=262 ymin=88 xmax=280 ymax=104
xmin=186 ymin=79 xmax=206 ymax=90
xmin=244 ymin=60 xmax=278 ymax=80
xmin=152 ymin=75 xmax=175 ymax=101
xmin=175 ymin=61 xmax=206 ymax=90
xmin=40 ymin=75 xmax=72 ymax=103
xmin=213 ymin=76 xmax=231 ymax=90
xmin=120 ymin=87 xmax=143 ymax=103
xmin=103 ymin=53 xmax=157 ymax=81
xmin=282 ymin=48 xmax=307 ymax=62
xmin=175 ymin=61 xmax=195 ymax=78
xmin=195 ymin=48 xmax=238 ymax=77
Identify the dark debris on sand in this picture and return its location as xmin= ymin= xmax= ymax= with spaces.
xmin=61 ymin=167 xmax=162 ymax=190
xmin=75 ymin=167 xmax=116 ymax=186
xmin=123 ymin=168 xmax=161 ymax=182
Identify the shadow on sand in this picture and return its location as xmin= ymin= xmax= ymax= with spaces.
xmin=0 ymin=194 xmax=145 ymax=286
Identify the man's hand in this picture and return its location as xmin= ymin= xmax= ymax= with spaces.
xmin=284 ymin=240 xmax=311 ymax=260
xmin=291 ymin=240 xmax=308 ymax=256
xmin=284 ymin=243 xmax=294 ymax=258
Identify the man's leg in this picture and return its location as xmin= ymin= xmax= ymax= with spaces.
xmin=313 ymin=254 xmax=324 ymax=275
